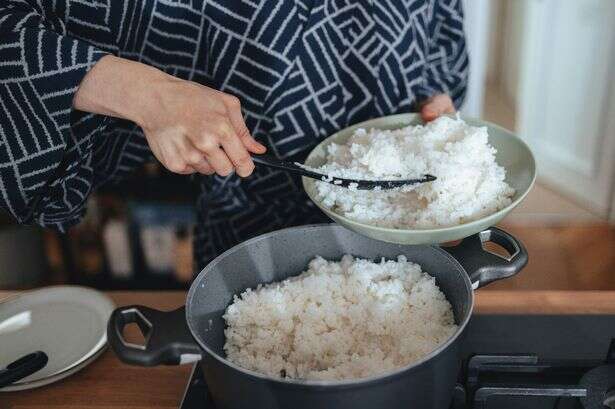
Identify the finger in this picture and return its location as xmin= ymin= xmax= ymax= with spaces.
xmin=204 ymin=146 xmax=234 ymax=177
xmin=175 ymin=137 xmax=212 ymax=175
xmin=189 ymin=120 xmax=235 ymax=176
xmin=239 ymin=127 xmax=266 ymax=154
xmin=240 ymin=128 xmax=266 ymax=154
xmin=225 ymin=96 xmax=266 ymax=154
xmin=420 ymin=94 xmax=455 ymax=122
xmin=167 ymin=158 xmax=196 ymax=175
xmin=430 ymin=94 xmax=454 ymax=111
xmin=421 ymin=104 xmax=443 ymax=122
xmin=180 ymin=144 xmax=216 ymax=175
xmin=162 ymin=145 xmax=195 ymax=175
xmin=213 ymin=117 xmax=254 ymax=177
xmin=220 ymin=133 xmax=255 ymax=178
xmin=191 ymin=158 xmax=215 ymax=175
xmin=170 ymin=166 xmax=195 ymax=175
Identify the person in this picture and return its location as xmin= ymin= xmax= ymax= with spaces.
xmin=0 ymin=0 xmax=468 ymax=269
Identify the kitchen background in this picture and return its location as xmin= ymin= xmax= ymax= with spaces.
xmin=0 ymin=0 xmax=613 ymax=292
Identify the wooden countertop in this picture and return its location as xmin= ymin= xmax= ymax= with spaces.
xmin=3 ymin=290 xmax=615 ymax=409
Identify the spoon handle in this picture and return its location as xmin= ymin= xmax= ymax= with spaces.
xmin=252 ymin=154 xmax=436 ymax=190
xmin=252 ymin=154 xmax=327 ymax=180
xmin=0 ymin=351 xmax=48 ymax=388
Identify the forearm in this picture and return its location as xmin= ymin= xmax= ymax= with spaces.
xmin=73 ymin=55 xmax=171 ymax=127
xmin=73 ymin=55 xmax=264 ymax=178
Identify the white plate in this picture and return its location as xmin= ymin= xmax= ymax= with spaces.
xmin=0 ymin=286 xmax=114 ymax=391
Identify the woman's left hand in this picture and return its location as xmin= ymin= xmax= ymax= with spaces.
xmin=419 ymin=94 xmax=455 ymax=122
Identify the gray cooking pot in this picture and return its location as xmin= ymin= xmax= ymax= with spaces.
xmin=108 ymin=224 xmax=527 ymax=409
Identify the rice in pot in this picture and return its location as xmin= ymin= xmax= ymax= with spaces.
xmin=223 ymin=255 xmax=457 ymax=381
xmin=311 ymin=116 xmax=515 ymax=228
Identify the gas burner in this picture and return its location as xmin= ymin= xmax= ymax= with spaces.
xmin=579 ymin=365 xmax=615 ymax=409
xmin=466 ymin=340 xmax=615 ymax=409
xmin=179 ymin=315 xmax=615 ymax=409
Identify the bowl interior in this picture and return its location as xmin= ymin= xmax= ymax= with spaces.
xmin=302 ymin=114 xmax=536 ymax=244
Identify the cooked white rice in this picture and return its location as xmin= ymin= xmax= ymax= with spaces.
xmin=223 ymin=255 xmax=457 ymax=381
xmin=312 ymin=116 xmax=515 ymax=228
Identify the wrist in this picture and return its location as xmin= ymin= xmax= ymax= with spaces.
xmin=122 ymin=63 xmax=176 ymax=129
xmin=73 ymin=55 xmax=172 ymax=127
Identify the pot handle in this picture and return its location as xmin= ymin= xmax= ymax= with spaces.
xmin=444 ymin=227 xmax=528 ymax=289
xmin=107 ymin=305 xmax=201 ymax=366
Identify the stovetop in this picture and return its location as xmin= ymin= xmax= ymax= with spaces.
xmin=179 ymin=314 xmax=615 ymax=409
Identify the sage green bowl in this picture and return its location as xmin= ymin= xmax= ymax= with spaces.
xmin=302 ymin=113 xmax=536 ymax=245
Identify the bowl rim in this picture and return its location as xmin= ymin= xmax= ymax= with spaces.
xmin=186 ymin=223 xmax=476 ymax=387
xmin=302 ymin=113 xmax=537 ymax=236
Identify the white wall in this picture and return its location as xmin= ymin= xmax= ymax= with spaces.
xmin=516 ymin=0 xmax=615 ymax=216
xmin=486 ymin=0 xmax=503 ymax=84
xmin=501 ymin=0 xmax=525 ymax=106
xmin=484 ymin=0 xmax=525 ymax=107
xmin=461 ymin=0 xmax=490 ymax=117
xmin=484 ymin=0 xmax=615 ymax=218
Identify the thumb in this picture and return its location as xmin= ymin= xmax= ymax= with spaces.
xmin=240 ymin=129 xmax=267 ymax=154
xmin=225 ymin=97 xmax=267 ymax=154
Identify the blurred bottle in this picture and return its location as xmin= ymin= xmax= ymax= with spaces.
xmin=102 ymin=218 xmax=133 ymax=279
xmin=68 ymin=197 xmax=104 ymax=277
xmin=0 ymin=221 xmax=47 ymax=288
xmin=173 ymin=226 xmax=193 ymax=283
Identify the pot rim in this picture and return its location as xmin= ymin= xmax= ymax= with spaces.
xmin=186 ymin=223 xmax=475 ymax=387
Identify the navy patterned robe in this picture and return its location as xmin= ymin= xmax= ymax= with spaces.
xmin=0 ymin=0 xmax=468 ymax=269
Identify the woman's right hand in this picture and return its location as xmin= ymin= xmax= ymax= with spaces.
xmin=74 ymin=55 xmax=266 ymax=177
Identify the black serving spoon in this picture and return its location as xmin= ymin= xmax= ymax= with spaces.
xmin=0 ymin=351 xmax=48 ymax=388
xmin=252 ymin=154 xmax=436 ymax=190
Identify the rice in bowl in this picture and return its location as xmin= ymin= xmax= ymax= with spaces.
xmin=223 ymin=255 xmax=457 ymax=381
xmin=310 ymin=116 xmax=515 ymax=229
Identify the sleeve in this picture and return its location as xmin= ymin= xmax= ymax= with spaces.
xmin=0 ymin=0 xmax=113 ymax=230
xmin=417 ymin=0 xmax=469 ymax=108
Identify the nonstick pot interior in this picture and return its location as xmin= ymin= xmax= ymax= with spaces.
xmin=186 ymin=224 xmax=473 ymax=362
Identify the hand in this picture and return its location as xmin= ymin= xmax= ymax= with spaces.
xmin=419 ymin=94 xmax=455 ymax=122
xmin=74 ymin=55 xmax=266 ymax=177
xmin=138 ymin=78 xmax=265 ymax=176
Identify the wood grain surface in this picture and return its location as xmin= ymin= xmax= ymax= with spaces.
xmin=487 ymin=223 xmax=615 ymax=290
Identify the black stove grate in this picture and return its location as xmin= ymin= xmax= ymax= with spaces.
xmin=464 ymin=338 xmax=615 ymax=409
